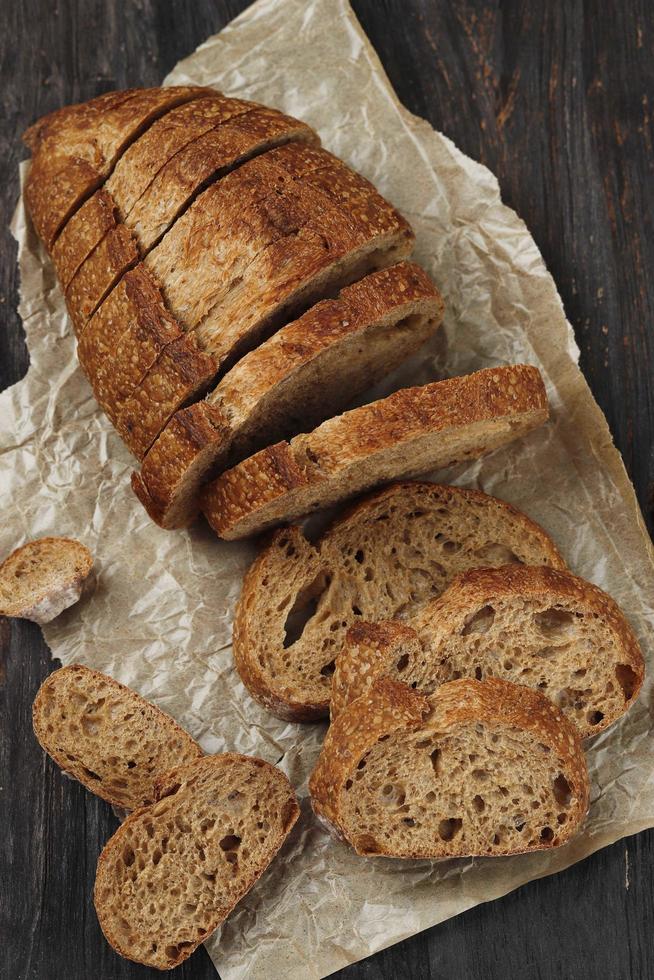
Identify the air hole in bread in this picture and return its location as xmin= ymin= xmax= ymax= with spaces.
xmin=587 ymin=709 xmax=604 ymax=726
xmin=122 ymin=845 xmax=135 ymax=867
xmin=616 ymin=663 xmax=638 ymax=700
xmin=219 ymin=834 xmax=242 ymax=852
xmin=473 ymin=542 xmax=523 ymax=564
xmin=379 ymin=783 xmax=405 ymax=807
xmin=472 ymin=794 xmax=485 ymax=813
xmin=429 ymin=748 xmax=440 ymax=776
xmin=82 ymin=765 xmax=101 ymax=781
xmin=534 ymin=607 xmax=575 ymax=635
xmin=158 ymin=782 xmax=181 ymax=800
xmin=165 ymin=942 xmax=193 ymax=965
xmin=282 ymin=573 xmax=329 ymax=648
xmin=396 ymin=653 xmax=410 ymax=672
xmin=320 ymin=659 xmax=336 ymax=678
xmin=540 ymin=826 xmax=554 ymax=842
xmin=553 ymin=774 xmax=572 ymax=807
xmin=355 ymin=834 xmax=380 ymax=853
xmin=438 ymin=818 xmax=462 ymax=841
xmin=461 ymin=605 xmax=495 ymax=635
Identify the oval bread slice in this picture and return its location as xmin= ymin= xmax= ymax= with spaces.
xmin=33 ymin=664 xmax=203 ymax=810
xmin=233 ymin=481 xmax=564 ymax=722
xmin=309 ymin=677 xmax=589 ymax=858
xmin=332 ymin=565 xmax=644 ymax=737
xmin=0 ymin=537 xmax=94 ymax=624
xmin=202 ymin=364 xmax=550 ymax=540
xmin=94 ymin=753 xmax=299 ymax=969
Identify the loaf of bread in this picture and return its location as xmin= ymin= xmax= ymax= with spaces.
xmin=309 ymin=677 xmax=589 ymax=858
xmin=33 ymin=664 xmax=203 ymax=810
xmin=0 ymin=537 xmax=94 ymax=624
xmin=331 ymin=565 xmax=644 ymax=737
xmin=94 ymin=753 xmax=299 ymax=969
xmin=233 ymin=481 xmax=564 ymax=721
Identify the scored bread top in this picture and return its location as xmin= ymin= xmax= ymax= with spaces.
xmin=202 ymin=364 xmax=549 ymax=540
xmin=131 ymin=261 xmax=444 ymax=530
xmin=0 ymin=536 xmax=94 ymax=624
xmin=32 ymin=664 xmax=203 ymax=810
xmin=309 ymin=676 xmax=589 ymax=859
xmin=332 ymin=564 xmax=644 ymax=737
xmin=94 ymin=753 xmax=299 ymax=970
xmin=231 ymin=480 xmax=564 ymax=722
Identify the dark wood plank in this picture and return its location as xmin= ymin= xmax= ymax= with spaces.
xmin=1 ymin=1 xmax=652 ymax=979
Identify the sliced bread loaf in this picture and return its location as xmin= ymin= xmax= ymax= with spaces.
xmin=202 ymin=364 xmax=549 ymax=540
xmin=23 ymin=86 xmax=210 ymax=249
xmin=33 ymin=664 xmax=203 ymax=810
xmin=232 ymin=481 xmax=564 ymax=721
xmin=132 ymin=262 xmax=444 ymax=529
xmin=309 ymin=676 xmax=589 ymax=858
xmin=94 ymin=753 xmax=299 ymax=969
xmin=332 ymin=565 xmax=644 ymax=737
xmin=0 ymin=537 xmax=94 ymax=624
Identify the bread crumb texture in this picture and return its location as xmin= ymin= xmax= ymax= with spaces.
xmin=0 ymin=537 xmax=94 ymax=624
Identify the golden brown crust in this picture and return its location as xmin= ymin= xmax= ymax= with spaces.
xmin=203 ymin=365 xmax=549 ymax=539
xmin=66 ymin=225 xmax=140 ymax=335
xmin=51 ymin=189 xmax=119 ymax=289
xmin=309 ymin=677 xmax=589 ymax=857
xmin=24 ymin=86 xmax=211 ymax=248
xmin=32 ymin=663 xmax=203 ymax=809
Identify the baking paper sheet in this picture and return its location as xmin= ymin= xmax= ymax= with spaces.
xmin=3 ymin=1 xmax=654 ymax=977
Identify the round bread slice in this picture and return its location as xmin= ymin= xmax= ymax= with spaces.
xmin=233 ymin=481 xmax=565 ymax=722
xmin=331 ymin=565 xmax=644 ymax=737
xmin=201 ymin=364 xmax=549 ymax=540
xmin=94 ymin=753 xmax=299 ymax=970
xmin=0 ymin=537 xmax=94 ymax=624
xmin=309 ymin=676 xmax=589 ymax=859
xmin=33 ymin=664 xmax=203 ymax=810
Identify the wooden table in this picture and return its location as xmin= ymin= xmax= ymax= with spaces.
xmin=1 ymin=2 xmax=652 ymax=977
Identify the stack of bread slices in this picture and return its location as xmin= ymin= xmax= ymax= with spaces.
xmin=25 ymin=86 xmax=550 ymax=536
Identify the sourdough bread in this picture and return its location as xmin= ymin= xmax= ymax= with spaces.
xmin=332 ymin=565 xmax=644 ymax=737
xmin=203 ymin=364 xmax=549 ymax=540
xmin=94 ymin=753 xmax=299 ymax=969
xmin=33 ymin=664 xmax=203 ymax=810
xmin=0 ymin=537 xmax=94 ymax=624
xmin=132 ymin=262 xmax=444 ymax=528
xmin=309 ymin=677 xmax=589 ymax=858
xmin=232 ymin=481 xmax=564 ymax=721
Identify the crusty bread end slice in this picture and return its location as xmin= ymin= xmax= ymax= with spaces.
xmin=309 ymin=676 xmax=589 ymax=858
xmin=0 ymin=537 xmax=94 ymax=624
xmin=32 ymin=664 xmax=203 ymax=810
xmin=332 ymin=565 xmax=644 ymax=737
xmin=94 ymin=753 xmax=299 ymax=969
xmin=232 ymin=481 xmax=564 ymax=721
xmin=202 ymin=364 xmax=549 ymax=540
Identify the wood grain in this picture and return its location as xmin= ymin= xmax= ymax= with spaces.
xmin=1 ymin=1 xmax=652 ymax=978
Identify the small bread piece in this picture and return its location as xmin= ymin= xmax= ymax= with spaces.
xmin=94 ymin=753 xmax=299 ymax=969
xmin=232 ymin=481 xmax=564 ymax=721
xmin=332 ymin=565 xmax=644 ymax=737
xmin=0 ymin=537 xmax=93 ymax=624
xmin=32 ymin=664 xmax=203 ymax=810
xmin=132 ymin=262 xmax=445 ymax=529
xmin=309 ymin=677 xmax=589 ymax=858
xmin=203 ymin=365 xmax=549 ymax=540
xmin=23 ymin=86 xmax=210 ymax=249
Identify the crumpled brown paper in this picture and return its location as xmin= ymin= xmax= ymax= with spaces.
xmin=3 ymin=1 xmax=654 ymax=977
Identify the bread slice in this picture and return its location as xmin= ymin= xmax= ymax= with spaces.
xmin=232 ymin=481 xmax=564 ymax=721
xmin=131 ymin=262 xmax=445 ymax=529
xmin=94 ymin=753 xmax=299 ymax=969
xmin=32 ymin=664 xmax=203 ymax=810
xmin=52 ymin=189 xmax=119 ymax=290
xmin=332 ymin=565 xmax=644 ymax=738
xmin=0 ymin=537 xmax=94 ymax=624
xmin=203 ymin=364 xmax=549 ymax=540
xmin=66 ymin=224 xmax=141 ymax=335
xmin=309 ymin=676 xmax=589 ymax=858
xmin=23 ymin=86 xmax=210 ymax=249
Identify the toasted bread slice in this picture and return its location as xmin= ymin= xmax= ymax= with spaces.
xmin=203 ymin=364 xmax=549 ymax=540
xmin=232 ymin=481 xmax=564 ymax=721
xmin=23 ymin=86 xmax=210 ymax=249
xmin=309 ymin=677 xmax=589 ymax=858
xmin=132 ymin=263 xmax=444 ymax=529
xmin=332 ymin=565 xmax=644 ymax=737
xmin=0 ymin=537 xmax=94 ymax=624
xmin=94 ymin=754 xmax=299 ymax=969
xmin=32 ymin=664 xmax=203 ymax=810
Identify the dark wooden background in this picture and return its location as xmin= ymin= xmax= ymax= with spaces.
xmin=1 ymin=1 xmax=652 ymax=978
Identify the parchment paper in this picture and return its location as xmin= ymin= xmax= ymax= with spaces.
xmin=3 ymin=1 xmax=654 ymax=977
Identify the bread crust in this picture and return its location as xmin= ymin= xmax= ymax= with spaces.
xmin=94 ymin=753 xmax=299 ymax=969
xmin=202 ymin=365 xmax=549 ymax=539
xmin=309 ymin=676 xmax=590 ymax=858
xmin=133 ymin=262 xmax=443 ymax=529
xmin=66 ymin=224 xmax=140 ymax=335
xmin=32 ymin=664 xmax=203 ymax=809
